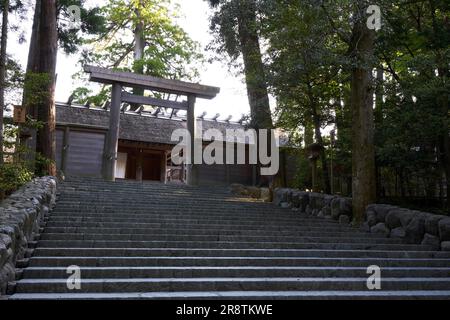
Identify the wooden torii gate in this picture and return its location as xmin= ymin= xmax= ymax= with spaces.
xmin=84 ymin=66 xmax=220 ymax=185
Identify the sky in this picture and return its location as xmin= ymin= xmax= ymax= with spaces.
xmin=9 ymin=0 xmax=254 ymax=121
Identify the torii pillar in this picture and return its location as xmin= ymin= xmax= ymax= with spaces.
xmin=186 ymin=95 xmax=198 ymax=185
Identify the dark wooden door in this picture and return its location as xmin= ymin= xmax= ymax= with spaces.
xmin=142 ymin=154 xmax=162 ymax=181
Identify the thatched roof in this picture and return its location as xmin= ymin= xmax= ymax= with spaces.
xmin=56 ymin=103 xmax=250 ymax=145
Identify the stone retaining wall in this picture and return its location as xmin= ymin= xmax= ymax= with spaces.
xmin=0 ymin=177 xmax=56 ymax=295
xmin=273 ymin=188 xmax=450 ymax=251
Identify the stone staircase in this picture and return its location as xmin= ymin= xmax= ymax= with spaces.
xmin=8 ymin=177 xmax=450 ymax=300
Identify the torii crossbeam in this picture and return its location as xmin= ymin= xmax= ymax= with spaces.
xmin=84 ymin=65 xmax=220 ymax=185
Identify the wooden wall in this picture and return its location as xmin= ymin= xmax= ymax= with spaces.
xmin=56 ymin=127 xmax=106 ymax=177
xmin=56 ymin=127 xmax=257 ymax=185
xmin=196 ymin=143 xmax=254 ymax=186
xmin=196 ymin=163 xmax=254 ymax=186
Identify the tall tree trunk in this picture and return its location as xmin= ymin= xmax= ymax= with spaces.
xmin=236 ymin=0 xmax=272 ymax=130
xmin=349 ymin=6 xmax=377 ymax=224
xmin=0 ymin=0 xmax=9 ymax=166
xmin=131 ymin=1 xmax=145 ymax=110
xmin=308 ymin=85 xmax=331 ymax=194
xmin=304 ymin=119 xmax=314 ymax=190
xmin=374 ymin=68 xmax=384 ymax=198
xmin=236 ymin=0 xmax=273 ymax=185
xmin=34 ymin=0 xmax=57 ymax=176
xmin=20 ymin=0 xmax=41 ymax=165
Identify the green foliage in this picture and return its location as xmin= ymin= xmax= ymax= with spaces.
xmin=0 ymin=162 xmax=33 ymax=195
xmin=22 ymin=72 xmax=52 ymax=106
xmin=72 ymin=0 xmax=202 ymax=104
xmin=70 ymin=86 xmax=110 ymax=106
xmin=263 ymin=0 xmax=341 ymax=131
xmin=232 ymin=0 xmax=449 ymax=206
xmin=0 ymin=124 xmax=34 ymax=196
xmin=207 ymin=0 xmax=242 ymax=63
xmin=57 ymin=0 xmax=107 ymax=54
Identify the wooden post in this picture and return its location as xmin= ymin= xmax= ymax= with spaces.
xmin=136 ymin=149 xmax=143 ymax=182
xmin=186 ymin=95 xmax=198 ymax=185
xmin=61 ymin=126 xmax=70 ymax=174
xmin=160 ymin=151 xmax=167 ymax=183
xmin=104 ymin=83 xmax=122 ymax=181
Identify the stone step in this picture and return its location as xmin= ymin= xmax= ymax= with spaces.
xmin=36 ymin=240 xmax=433 ymax=251
xmin=57 ymin=199 xmax=268 ymax=206
xmin=31 ymin=248 xmax=450 ymax=259
xmin=39 ymin=233 xmax=404 ymax=244
xmin=10 ymin=177 xmax=448 ymax=300
xmin=55 ymin=194 xmax=260 ymax=201
xmin=42 ymin=227 xmax=387 ymax=239
xmin=14 ymin=277 xmax=450 ymax=293
xmin=56 ymin=193 xmax=245 ymax=200
xmin=21 ymin=266 xmax=450 ymax=279
xmin=46 ymin=215 xmax=340 ymax=224
xmin=43 ymin=224 xmax=360 ymax=234
xmin=27 ymin=256 xmax=450 ymax=268
xmin=43 ymin=220 xmax=356 ymax=230
xmin=9 ymin=290 xmax=450 ymax=300
xmin=49 ymin=212 xmax=313 ymax=224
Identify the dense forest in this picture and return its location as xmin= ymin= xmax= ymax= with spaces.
xmin=0 ymin=0 xmax=449 ymax=219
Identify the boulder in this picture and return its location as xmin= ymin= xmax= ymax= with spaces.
xmin=339 ymin=215 xmax=350 ymax=225
xmin=317 ymin=211 xmax=325 ymax=218
xmin=340 ymin=198 xmax=352 ymax=216
xmin=0 ymin=262 xmax=15 ymax=295
xmin=247 ymin=187 xmax=261 ymax=199
xmin=390 ymin=227 xmax=406 ymax=239
xmin=0 ymin=241 xmax=7 ymax=267
xmin=274 ymin=188 xmax=291 ymax=206
xmin=330 ymin=198 xmax=341 ymax=219
xmin=367 ymin=204 xmax=396 ymax=223
xmin=230 ymin=184 xmax=246 ymax=196
xmin=385 ymin=209 xmax=409 ymax=229
xmin=296 ymin=192 xmax=310 ymax=212
xmin=291 ymin=191 xmax=302 ymax=208
xmin=424 ymin=214 xmax=446 ymax=237
xmin=0 ymin=234 xmax=12 ymax=250
xmin=322 ymin=206 xmax=331 ymax=217
xmin=260 ymin=188 xmax=271 ymax=203
xmin=366 ymin=210 xmax=377 ymax=227
xmin=371 ymin=223 xmax=390 ymax=237
xmin=280 ymin=202 xmax=292 ymax=209
xmin=323 ymin=195 xmax=336 ymax=207
xmin=441 ymin=241 xmax=450 ymax=251
xmin=309 ymin=193 xmax=324 ymax=211
xmin=361 ymin=222 xmax=371 ymax=233
xmin=305 ymin=205 xmax=312 ymax=216
xmin=421 ymin=233 xmax=440 ymax=249
xmin=331 ymin=197 xmax=352 ymax=220
xmin=404 ymin=214 xmax=426 ymax=244
xmin=438 ymin=218 xmax=450 ymax=242
xmin=400 ymin=211 xmax=419 ymax=228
